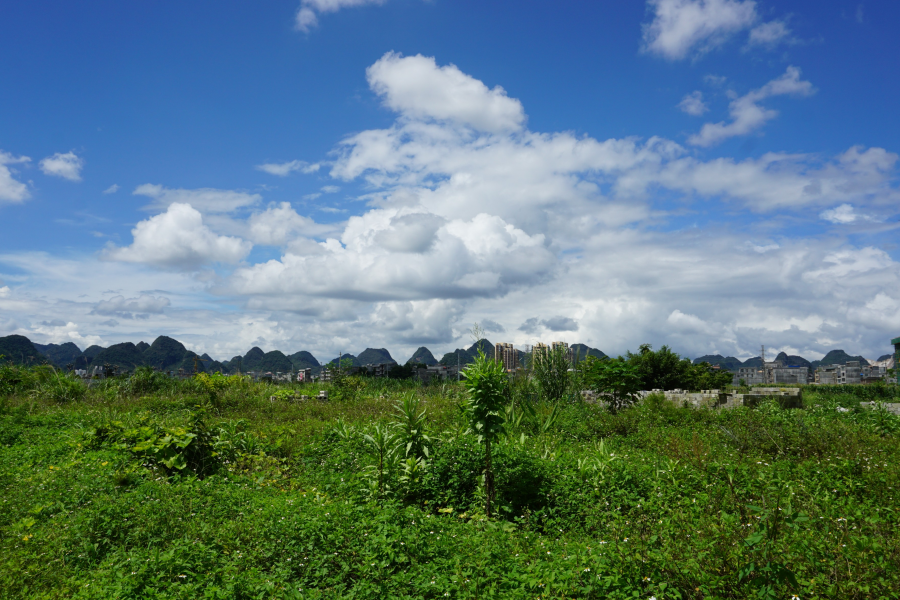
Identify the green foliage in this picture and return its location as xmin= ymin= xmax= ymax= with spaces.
xmin=462 ymin=349 xmax=509 ymax=517
xmin=391 ymin=392 xmax=431 ymax=459
xmin=581 ymin=356 xmax=643 ymax=411
xmin=2 ymin=367 xmax=900 ymax=599
xmin=0 ymin=364 xmax=87 ymax=402
xmin=531 ymin=343 xmax=572 ymax=403
xmin=194 ymin=372 xmax=247 ymax=403
xmin=626 ymin=343 xmax=734 ymax=391
xmin=88 ymin=411 xmax=220 ymax=475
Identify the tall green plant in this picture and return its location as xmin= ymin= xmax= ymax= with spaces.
xmin=362 ymin=425 xmax=398 ymax=501
xmin=392 ymin=392 xmax=431 ymax=459
xmin=462 ymin=349 xmax=508 ymax=517
xmin=531 ymin=344 xmax=571 ymax=403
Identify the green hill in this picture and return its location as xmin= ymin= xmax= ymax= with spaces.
xmin=177 ymin=351 xmax=206 ymax=373
xmin=33 ymin=342 xmax=84 ymax=368
xmin=257 ymin=350 xmax=294 ymax=373
xmin=136 ymin=341 xmax=150 ymax=352
xmin=469 ymin=339 xmax=494 ymax=358
xmin=571 ymin=343 xmax=606 ymax=361
xmin=242 ymin=347 xmax=266 ymax=372
xmin=741 ymin=356 xmax=764 ymax=368
xmin=774 ymin=352 xmax=811 ymax=368
xmin=288 ymin=351 xmax=320 ymax=371
xmin=811 ymin=350 xmax=870 ymax=370
xmin=440 ymin=348 xmax=474 ymax=367
xmin=142 ymin=336 xmax=189 ymax=371
xmin=692 ymin=354 xmax=743 ymax=370
xmin=0 ymin=335 xmax=44 ymax=365
xmin=91 ymin=342 xmax=146 ymax=371
xmin=327 ymin=354 xmax=361 ymax=367
xmin=201 ymin=353 xmax=229 ymax=374
xmin=357 ymin=348 xmax=396 ymax=365
xmin=83 ymin=345 xmax=104 ymax=360
xmin=406 ymin=347 xmax=437 ymax=366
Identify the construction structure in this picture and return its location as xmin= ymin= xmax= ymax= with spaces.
xmin=532 ymin=341 xmax=573 ymax=367
xmin=734 ymin=360 xmax=808 ymax=386
xmin=815 ymin=360 xmax=889 ymax=385
xmin=494 ymin=342 xmax=519 ymax=372
xmin=415 ymin=364 xmax=459 ymax=384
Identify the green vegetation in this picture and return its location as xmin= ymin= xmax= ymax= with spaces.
xmin=1 ymin=358 xmax=900 ymax=599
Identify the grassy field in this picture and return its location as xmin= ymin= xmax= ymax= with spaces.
xmin=1 ymin=367 xmax=900 ymax=599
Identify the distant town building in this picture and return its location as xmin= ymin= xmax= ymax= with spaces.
xmin=415 ymin=364 xmax=459 ymax=384
xmin=735 ymin=361 xmax=808 ymax=386
xmin=532 ymin=341 xmax=573 ymax=367
xmin=494 ymin=342 xmax=519 ymax=372
xmin=814 ymin=359 xmax=891 ymax=385
xmin=296 ymin=368 xmax=312 ymax=383
xmin=365 ymin=363 xmax=392 ymax=378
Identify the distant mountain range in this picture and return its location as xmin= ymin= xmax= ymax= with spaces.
xmin=0 ymin=332 xmax=889 ymax=374
xmin=694 ymin=349 xmax=875 ymax=371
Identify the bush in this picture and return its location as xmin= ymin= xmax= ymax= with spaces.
xmin=422 ymin=436 xmax=548 ymax=518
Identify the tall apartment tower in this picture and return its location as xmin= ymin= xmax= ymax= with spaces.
xmin=552 ymin=341 xmax=573 ymax=364
xmin=494 ymin=342 xmax=519 ymax=372
xmin=531 ymin=341 xmax=573 ymax=367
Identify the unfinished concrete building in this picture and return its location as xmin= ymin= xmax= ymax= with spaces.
xmin=734 ymin=361 xmax=808 ymax=386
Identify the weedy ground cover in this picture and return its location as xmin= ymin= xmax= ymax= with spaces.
xmin=1 ymin=365 xmax=899 ymax=599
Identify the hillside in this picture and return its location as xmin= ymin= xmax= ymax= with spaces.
xmin=775 ymin=352 xmax=811 ymax=368
xmin=692 ymin=354 xmax=744 ymax=370
xmin=289 ymin=351 xmax=320 ymax=371
xmin=91 ymin=342 xmax=146 ymax=371
xmin=327 ymin=353 xmax=361 ymax=367
xmin=82 ymin=345 xmax=104 ymax=360
xmin=811 ymin=350 xmax=870 ymax=370
xmin=0 ymin=335 xmax=44 ymax=365
xmin=357 ymin=348 xmax=396 ymax=365
xmin=33 ymin=342 xmax=84 ymax=368
xmin=142 ymin=336 xmax=190 ymax=370
xmin=406 ymin=346 xmax=437 ymax=366
xmin=201 ymin=353 xmax=229 ymax=374
xmin=240 ymin=347 xmax=266 ymax=372
xmin=571 ymin=343 xmax=607 ymax=361
xmin=256 ymin=350 xmax=294 ymax=373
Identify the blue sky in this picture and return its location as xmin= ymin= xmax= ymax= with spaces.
xmin=1 ymin=0 xmax=898 ymax=363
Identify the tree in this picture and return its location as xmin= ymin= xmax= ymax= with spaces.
xmin=461 ymin=349 xmax=508 ymax=518
xmin=581 ymin=356 xmax=643 ymax=412
xmin=625 ymin=344 xmax=688 ymax=390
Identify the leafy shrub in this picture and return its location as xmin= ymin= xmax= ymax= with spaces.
xmin=89 ymin=411 xmax=220 ymax=476
xmin=423 ymin=436 xmax=547 ymax=517
xmin=121 ymin=366 xmax=172 ymax=396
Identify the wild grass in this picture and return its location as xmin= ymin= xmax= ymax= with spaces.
xmin=1 ymin=368 xmax=899 ymax=599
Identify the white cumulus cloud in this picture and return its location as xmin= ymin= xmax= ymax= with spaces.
xmin=0 ymin=151 xmax=31 ymax=203
xmin=366 ymin=52 xmax=526 ymax=133
xmin=642 ymin=0 xmax=758 ymax=60
xmin=247 ymin=202 xmax=335 ymax=246
xmin=105 ymin=203 xmax=252 ymax=268
xmin=819 ymin=203 xmax=876 ymax=224
xmin=689 ymin=66 xmax=815 ymax=147
xmin=39 ymin=151 xmax=84 ymax=181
